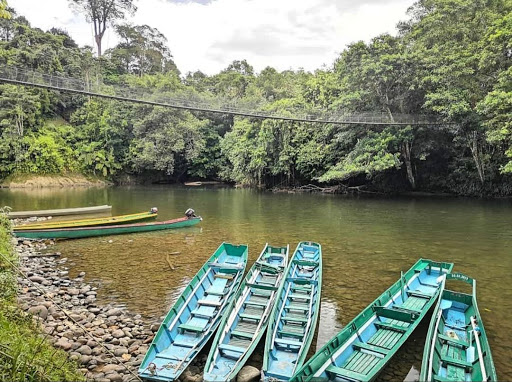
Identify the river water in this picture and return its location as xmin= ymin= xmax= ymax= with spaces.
xmin=2 ymin=186 xmax=511 ymax=380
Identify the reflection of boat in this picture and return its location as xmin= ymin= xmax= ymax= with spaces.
xmin=138 ymin=243 xmax=248 ymax=382
xmin=263 ymin=241 xmax=322 ymax=382
xmin=14 ymin=213 xmax=201 ymax=240
xmin=7 ymin=204 xmax=112 ymax=219
xmin=290 ymin=259 xmax=453 ymax=382
xmin=13 ymin=209 xmax=158 ymax=230
xmin=184 ymin=181 xmax=222 ymax=186
xmin=420 ymin=273 xmax=497 ymax=382
xmin=204 ymin=244 xmax=289 ymax=382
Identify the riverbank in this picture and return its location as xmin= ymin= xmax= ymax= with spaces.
xmin=1 ymin=174 xmax=110 ymax=188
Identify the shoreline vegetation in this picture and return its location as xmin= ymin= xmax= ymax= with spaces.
xmin=0 ymin=1 xmax=511 ymax=197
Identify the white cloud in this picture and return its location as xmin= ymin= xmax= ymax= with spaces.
xmin=10 ymin=0 xmax=414 ymax=75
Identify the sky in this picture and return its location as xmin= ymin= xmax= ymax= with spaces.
xmin=10 ymin=0 xmax=415 ymax=75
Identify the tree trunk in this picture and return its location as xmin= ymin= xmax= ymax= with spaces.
xmin=468 ymin=131 xmax=485 ymax=184
xmin=95 ymin=34 xmax=102 ymax=57
xmin=401 ymin=141 xmax=416 ymax=189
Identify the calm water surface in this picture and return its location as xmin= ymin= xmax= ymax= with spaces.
xmin=2 ymin=186 xmax=511 ymax=380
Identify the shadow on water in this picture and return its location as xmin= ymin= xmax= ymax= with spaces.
xmin=1 ymin=185 xmax=511 ymax=379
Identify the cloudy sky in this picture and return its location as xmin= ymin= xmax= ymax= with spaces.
xmin=11 ymin=0 xmax=414 ymax=75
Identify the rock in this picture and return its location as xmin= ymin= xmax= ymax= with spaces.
xmin=76 ymin=345 xmax=92 ymax=355
xmin=107 ymin=372 xmax=123 ymax=382
xmin=22 ymin=240 xmax=32 ymax=245
xmin=28 ymin=305 xmax=48 ymax=319
xmin=112 ymin=329 xmax=125 ymax=338
xmin=79 ymin=354 xmax=92 ymax=365
xmin=113 ymin=347 xmax=129 ymax=357
xmin=78 ymin=271 xmax=86 ymax=277
xmin=101 ymin=364 xmax=124 ymax=373
xmin=67 ymin=288 xmax=80 ymax=296
xmin=28 ymin=276 xmax=45 ymax=284
xmin=121 ymin=353 xmax=131 ymax=361
xmin=55 ymin=337 xmax=72 ymax=351
xmin=237 ymin=366 xmax=260 ymax=382
xmin=106 ymin=308 xmax=123 ymax=317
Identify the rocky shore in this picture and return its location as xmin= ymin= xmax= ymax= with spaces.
xmin=14 ymin=236 xmax=262 ymax=382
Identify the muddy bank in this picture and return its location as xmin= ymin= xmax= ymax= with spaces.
xmin=2 ymin=174 xmax=110 ymax=188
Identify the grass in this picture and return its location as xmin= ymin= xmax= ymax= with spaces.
xmin=0 ymin=212 xmax=85 ymax=382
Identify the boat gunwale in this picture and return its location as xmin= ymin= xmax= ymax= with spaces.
xmin=7 ymin=204 xmax=112 ymax=218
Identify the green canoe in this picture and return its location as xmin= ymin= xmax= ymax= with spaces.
xmin=14 ymin=215 xmax=201 ymax=239
xmin=420 ymin=273 xmax=497 ymax=381
xmin=13 ymin=209 xmax=158 ymax=230
xmin=290 ymin=259 xmax=453 ymax=382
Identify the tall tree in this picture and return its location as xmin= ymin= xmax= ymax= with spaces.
xmin=69 ymin=0 xmax=136 ymax=56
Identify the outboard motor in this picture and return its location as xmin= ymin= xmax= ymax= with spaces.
xmin=150 ymin=207 xmax=158 ymax=214
xmin=185 ymin=208 xmax=196 ymax=218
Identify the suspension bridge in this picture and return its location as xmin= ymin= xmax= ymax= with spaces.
xmin=0 ymin=66 xmax=446 ymax=126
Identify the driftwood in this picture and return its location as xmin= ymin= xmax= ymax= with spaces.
xmin=272 ymin=183 xmax=381 ymax=194
xmin=166 ymin=254 xmax=175 ymax=270
xmin=21 ymin=253 xmax=60 ymax=258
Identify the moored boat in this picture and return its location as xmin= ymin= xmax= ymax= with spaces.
xmin=290 ymin=259 xmax=454 ymax=382
xmin=14 ymin=210 xmax=201 ymax=240
xmin=6 ymin=204 xmax=112 ymax=218
xmin=262 ymin=241 xmax=322 ymax=381
xmin=138 ymin=243 xmax=248 ymax=381
xmin=420 ymin=273 xmax=497 ymax=381
xmin=13 ymin=209 xmax=158 ymax=230
xmin=204 ymin=244 xmax=289 ymax=382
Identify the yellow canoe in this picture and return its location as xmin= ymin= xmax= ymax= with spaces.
xmin=13 ymin=209 xmax=158 ymax=231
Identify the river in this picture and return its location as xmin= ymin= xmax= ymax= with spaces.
xmin=2 ymin=185 xmax=511 ymax=380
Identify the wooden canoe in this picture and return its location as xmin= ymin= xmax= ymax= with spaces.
xmin=7 ymin=205 xmax=112 ymax=218
xmin=420 ymin=273 xmax=497 ymax=381
xmin=13 ymin=210 xmax=157 ymax=230
xmin=204 ymin=244 xmax=289 ymax=382
xmin=13 ymin=215 xmax=201 ymax=239
xmin=290 ymin=259 xmax=454 ymax=382
xmin=262 ymin=241 xmax=322 ymax=381
xmin=138 ymin=243 xmax=248 ymax=381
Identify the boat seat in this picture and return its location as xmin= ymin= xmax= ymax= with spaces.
xmin=289 ymin=293 xmax=310 ymax=301
xmin=392 ymin=305 xmax=422 ymax=314
xmin=214 ymin=273 xmax=234 ymax=280
xmin=244 ymin=300 xmax=268 ymax=307
xmin=374 ymin=321 xmax=408 ymax=333
xmin=247 ymin=282 xmax=278 ymax=291
xmin=407 ymin=290 xmax=433 ymax=299
xmin=438 ymin=333 xmax=469 ymax=348
xmin=275 ymin=338 xmax=302 ymax=348
xmin=231 ymin=330 xmax=253 ymax=339
xmin=441 ymin=355 xmax=471 ymax=369
xmin=326 ymin=365 xmax=370 ymax=382
xmin=239 ymin=313 xmax=262 ymax=321
xmin=219 ymin=343 xmax=245 ymax=354
xmin=179 ymin=317 xmax=209 ymax=333
xmin=278 ymin=330 xmax=304 ymax=338
xmin=191 ymin=306 xmax=217 ymax=318
xmin=197 ymin=296 xmax=222 ymax=307
xmin=283 ymin=316 xmax=308 ymax=324
xmin=374 ymin=306 xmax=418 ymax=323
xmin=209 ymin=262 xmax=242 ymax=270
xmin=352 ymin=341 xmax=387 ymax=357
xmin=206 ymin=278 xmax=229 ymax=296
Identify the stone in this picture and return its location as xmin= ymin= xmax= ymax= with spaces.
xmin=237 ymin=366 xmax=260 ymax=382
xmin=67 ymin=288 xmax=80 ymax=296
xmin=79 ymin=355 xmax=92 ymax=365
xmin=113 ymin=347 xmax=129 ymax=357
xmin=112 ymin=329 xmax=125 ymax=338
xmin=28 ymin=276 xmax=45 ymax=284
xmin=55 ymin=337 xmax=72 ymax=351
xmin=76 ymin=345 xmax=92 ymax=355
xmin=107 ymin=372 xmax=123 ymax=382
xmin=106 ymin=308 xmax=123 ymax=317
xmin=27 ymin=305 xmax=48 ymax=319
xmin=102 ymin=364 xmax=124 ymax=373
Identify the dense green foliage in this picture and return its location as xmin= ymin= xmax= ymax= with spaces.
xmin=0 ymin=213 xmax=85 ymax=381
xmin=0 ymin=0 xmax=511 ymax=195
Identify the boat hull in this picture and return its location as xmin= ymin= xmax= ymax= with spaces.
xmin=138 ymin=243 xmax=248 ymax=382
xmin=262 ymin=241 xmax=322 ymax=381
xmin=7 ymin=205 xmax=112 ymax=218
xmin=204 ymin=244 xmax=289 ymax=382
xmin=420 ymin=273 xmax=497 ymax=381
xmin=290 ymin=259 xmax=454 ymax=382
xmin=14 ymin=216 xmax=201 ymax=239
xmin=13 ymin=211 xmax=157 ymax=230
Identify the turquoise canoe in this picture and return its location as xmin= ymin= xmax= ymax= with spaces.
xmin=14 ymin=215 xmax=201 ymax=239
xmin=262 ymin=241 xmax=322 ymax=381
xmin=290 ymin=259 xmax=453 ymax=382
xmin=420 ymin=273 xmax=497 ymax=381
xmin=204 ymin=244 xmax=289 ymax=382
xmin=138 ymin=243 xmax=248 ymax=381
